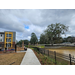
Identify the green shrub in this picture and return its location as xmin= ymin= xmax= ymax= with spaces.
xmin=25 ymin=45 xmax=28 ymax=47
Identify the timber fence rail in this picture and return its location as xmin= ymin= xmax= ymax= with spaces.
xmin=33 ymin=47 xmax=75 ymax=65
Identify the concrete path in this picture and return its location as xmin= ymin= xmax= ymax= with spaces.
xmin=17 ymin=51 xmax=26 ymax=53
xmin=20 ymin=48 xmax=41 ymax=65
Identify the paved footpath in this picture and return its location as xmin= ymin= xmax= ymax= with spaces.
xmin=20 ymin=48 xmax=41 ymax=65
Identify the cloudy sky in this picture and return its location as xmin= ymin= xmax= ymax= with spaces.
xmin=0 ymin=9 xmax=75 ymax=41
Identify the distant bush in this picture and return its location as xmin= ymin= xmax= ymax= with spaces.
xmin=25 ymin=45 xmax=35 ymax=48
xmin=25 ymin=45 xmax=28 ymax=47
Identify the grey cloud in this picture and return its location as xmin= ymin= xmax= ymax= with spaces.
xmin=40 ymin=9 xmax=74 ymax=25
xmin=0 ymin=9 xmax=75 ymax=41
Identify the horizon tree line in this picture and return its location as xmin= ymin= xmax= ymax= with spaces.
xmin=17 ymin=23 xmax=75 ymax=45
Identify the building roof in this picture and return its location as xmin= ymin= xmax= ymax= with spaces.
xmin=0 ymin=32 xmax=4 ymax=34
xmin=4 ymin=31 xmax=16 ymax=33
xmin=0 ymin=31 xmax=16 ymax=34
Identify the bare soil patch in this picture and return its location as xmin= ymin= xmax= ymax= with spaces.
xmin=0 ymin=52 xmax=25 ymax=65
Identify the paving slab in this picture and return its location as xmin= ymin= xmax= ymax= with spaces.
xmin=20 ymin=48 xmax=41 ymax=65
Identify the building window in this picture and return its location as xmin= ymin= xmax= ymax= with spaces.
xmin=0 ymin=34 xmax=2 ymax=37
xmin=1 ymin=34 xmax=2 ymax=37
xmin=0 ymin=39 xmax=2 ymax=42
xmin=6 ymin=43 xmax=11 ymax=47
xmin=6 ymin=34 xmax=11 ymax=37
xmin=6 ymin=39 xmax=11 ymax=42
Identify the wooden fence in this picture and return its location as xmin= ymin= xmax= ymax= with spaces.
xmin=33 ymin=47 xmax=75 ymax=65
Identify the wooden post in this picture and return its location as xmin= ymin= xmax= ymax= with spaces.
xmin=37 ymin=43 xmax=38 ymax=46
xmin=15 ymin=44 xmax=16 ymax=52
xmin=22 ymin=41 xmax=24 ymax=48
xmin=54 ymin=51 xmax=56 ymax=64
xmin=41 ymin=49 xmax=42 ymax=54
xmin=44 ymin=49 xmax=45 ymax=54
xmin=48 ymin=50 xmax=49 ymax=56
xmin=69 ymin=54 xmax=72 ymax=65
xmin=28 ymin=43 xmax=30 ymax=48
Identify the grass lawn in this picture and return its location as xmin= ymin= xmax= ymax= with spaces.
xmin=25 ymin=45 xmax=45 ymax=48
xmin=0 ymin=52 xmax=25 ymax=65
xmin=35 ymin=45 xmax=45 ymax=48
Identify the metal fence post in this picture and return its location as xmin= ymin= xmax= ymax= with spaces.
xmin=54 ymin=51 xmax=56 ymax=64
xmin=69 ymin=54 xmax=72 ymax=65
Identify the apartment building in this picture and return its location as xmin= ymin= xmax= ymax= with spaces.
xmin=0 ymin=31 xmax=16 ymax=48
xmin=0 ymin=32 xmax=4 ymax=46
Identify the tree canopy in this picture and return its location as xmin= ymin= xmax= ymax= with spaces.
xmin=24 ymin=40 xmax=29 ymax=45
xmin=40 ymin=23 xmax=69 ymax=45
xmin=30 ymin=32 xmax=38 ymax=44
xmin=17 ymin=39 xmax=29 ymax=46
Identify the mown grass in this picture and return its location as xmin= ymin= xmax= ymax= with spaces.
xmin=26 ymin=45 xmax=75 ymax=49
xmin=25 ymin=45 xmax=45 ymax=48
xmin=35 ymin=45 xmax=45 ymax=48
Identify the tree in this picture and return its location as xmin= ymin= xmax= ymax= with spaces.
xmin=17 ymin=39 xmax=29 ymax=46
xmin=24 ymin=40 xmax=29 ymax=45
xmin=44 ymin=23 xmax=68 ymax=45
xmin=64 ymin=36 xmax=75 ymax=43
xmin=30 ymin=33 xmax=38 ymax=44
xmin=40 ymin=33 xmax=45 ymax=44
xmin=40 ymin=33 xmax=49 ymax=44
xmin=16 ymin=40 xmax=23 ymax=46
